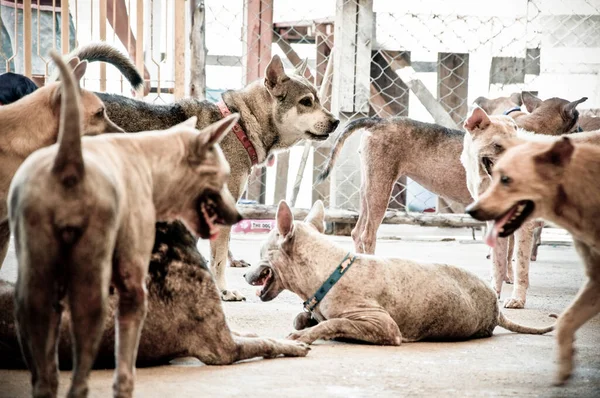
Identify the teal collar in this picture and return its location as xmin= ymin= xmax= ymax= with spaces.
xmin=303 ymin=252 xmax=357 ymax=313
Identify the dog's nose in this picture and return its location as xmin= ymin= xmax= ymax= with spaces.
xmin=465 ymin=203 xmax=482 ymax=220
xmin=331 ymin=119 xmax=340 ymax=131
xmin=236 ymin=212 xmax=243 ymax=223
xmin=243 ymin=273 xmax=246 ymax=278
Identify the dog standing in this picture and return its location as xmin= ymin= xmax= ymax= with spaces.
xmin=244 ymin=200 xmax=555 ymax=345
xmin=10 ymin=52 xmax=246 ymax=397
xmin=68 ymin=43 xmax=339 ymax=301
xmin=0 ymin=57 xmax=124 ymax=271
xmin=466 ymin=136 xmax=600 ymax=385
xmin=318 ymin=93 xmax=584 ymax=256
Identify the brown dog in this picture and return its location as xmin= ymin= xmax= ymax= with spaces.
xmin=466 ymin=136 xmax=600 ymax=386
xmin=318 ymin=93 xmax=585 ymax=255
xmin=0 ymin=56 xmax=123 ymax=271
xmin=9 ymin=52 xmax=261 ymax=398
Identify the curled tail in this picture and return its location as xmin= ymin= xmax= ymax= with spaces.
xmin=49 ymin=51 xmax=85 ymax=187
xmin=317 ymin=117 xmax=382 ymax=183
xmin=71 ymin=42 xmax=143 ymax=90
xmin=498 ymin=312 xmax=557 ymax=335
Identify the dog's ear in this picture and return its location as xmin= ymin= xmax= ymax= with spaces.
xmin=510 ymin=92 xmax=523 ymax=106
xmin=522 ymin=92 xmax=542 ymax=113
xmin=562 ymin=97 xmax=587 ymax=120
xmin=264 ymin=55 xmax=289 ymax=98
xmin=67 ymin=56 xmax=80 ymax=71
xmin=196 ymin=113 xmax=238 ymax=148
xmin=276 ymin=200 xmax=294 ymax=239
xmin=534 ymin=136 xmax=574 ymax=168
xmin=473 ymin=96 xmax=488 ymax=111
xmin=464 ymin=106 xmax=490 ymax=133
xmin=304 ymin=200 xmax=325 ymax=233
xmin=294 ymin=58 xmax=309 ymax=77
xmin=71 ymin=61 xmax=88 ymax=85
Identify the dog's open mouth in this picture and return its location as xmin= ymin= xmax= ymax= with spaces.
xmin=249 ymin=266 xmax=275 ymax=300
xmin=485 ymin=200 xmax=535 ymax=246
xmin=304 ymin=131 xmax=329 ymax=141
xmin=198 ymin=193 xmax=226 ymax=241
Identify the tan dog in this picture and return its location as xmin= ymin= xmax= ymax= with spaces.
xmin=9 ymin=53 xmax=244 ymax=398
xmin=0 ymin=56 xmax=123 ymax=270
xmin=466 ymin=136 xmax=600 ymax=386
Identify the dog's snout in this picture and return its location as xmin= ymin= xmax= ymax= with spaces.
xmin=235 ymin=212 xmax=243 ymax=223
xmin=466 ymin=203 xmax=485 ymax=221
xmin=331 ymin=119 xmax=340 ymax=131
xmin=243 ymin=273 xmax=246 ymax=278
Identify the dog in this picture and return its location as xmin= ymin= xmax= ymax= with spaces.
xmin=66 ymin=42 xmax=339 ymax=301
xmin=0 ymin=58 xmax=124 ymax=272
xmin=466 ymin=135 xmax=600 ymax=385
xmin=318 ymin=93 xmax=585 ymax=256
xmin=9 ymin=51 xmax=259 ymax=398
xmin=0 ymin=221 xmax=309 ymax=370
xmin=0 ymin=72 xmax=38 ymax=105
xmin=474 ymin=92 xmax=522 ymax=116
xmin=244 ymin=200 xmax=555 ymax=346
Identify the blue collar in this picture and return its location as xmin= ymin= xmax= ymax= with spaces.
xmin=577 ymin=125 xmax=583 ymax=132
xmin=503 ymin=106 xmax=522 ymax=116
xmin=303 ymin=252 xmax=357 ymax=312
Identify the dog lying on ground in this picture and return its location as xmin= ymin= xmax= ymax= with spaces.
xmin=466 ymin=136 xmax=600 ymax=386
xmin=0 ymin=72 xmax=38 ymax=105
xmin=8 ymin=52 xmax=306 ymax=398
xmin=244 ymin=200 xmax=555 ymax=346
xmin=67 ymin=42 xmax=339 ymax=301
xmin=0 ymin=222 xmax=309 ymax=370
xmin=318 ymin=93 xmax=585 ymax=257
xmin=0 ymin=58 xmax=123 ymax=272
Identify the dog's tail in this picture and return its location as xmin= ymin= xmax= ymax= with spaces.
xmin=69 ymin=42 xmax=143 ymax=90
xmin=317 ymin=117 xmax=382 ymax=182
xmin=50 ymin=51 xmax=85 ymax=187
xmin=497 ymin=312 xmax=557 ymax=335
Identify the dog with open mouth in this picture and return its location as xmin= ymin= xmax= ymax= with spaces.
xmin=8 ymin=52 xmax=244 ymax=398
xmin=244 ymin=200 xmax=556 ymax=346
xmin=466 ymin=135 xmax=600 ymax=386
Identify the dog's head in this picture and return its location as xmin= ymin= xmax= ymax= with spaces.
xmin=263 ymin=55 xmax=339 ymax=145
xmin=473 ymin=93 xmax=522 ymax=115
xmin=49 ymin=56 xmax=124 ymax=135
xmin=462 ymin=106 xmax=520 ymax=195
xmin=519 ymin=92 xmax=587 ymax=135
xmin=169 ymin=115 xmax=243 ymax=240
xmin=466 ymin=136 xmax=575 ymax=247
xmin=244 ymin=200 xmax=325 ymax=301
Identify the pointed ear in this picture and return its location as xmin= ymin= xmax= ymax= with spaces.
xmin=264 ymin=55 xmax=288 ymax=97
xmin=71 ymin=61 xmax=88 ymax=85
xmin=509 ymin=92 xmax=523 ymax=106
xmin=473 ymin=96 xmax=488 ymax=109
xmin=563 ymin=97 xmax=587 ymax=119
xmin=522 ymin=92 xmax=542 ymax=113
xmin=196 ymin=113 xmax=238 ymax=148
xmin=464 ymin=107 xmax=490 ymax=133
xmin=304 ymin=200 xmax=325 ymax=233
xmin=534 ymin=137 xmax=574 ymax=168
xmin=67 ymin=56 xmax=80 ymax=70
xmin=295 ymin=58 xmax=309 ymax=76
xmin=276 ymin=200 xmax=294 ymax=239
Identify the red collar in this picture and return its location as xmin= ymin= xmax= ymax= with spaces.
xmin=216 ymin=101 xmax=258 ymax=166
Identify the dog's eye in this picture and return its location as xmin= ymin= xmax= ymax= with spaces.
xmin=299 ymin=97 xmax=312 ymax=107
xmin=95 ymin=108 xmax=104 ymax=118
xmin=500 ymin=175 xmax=512 ymax=186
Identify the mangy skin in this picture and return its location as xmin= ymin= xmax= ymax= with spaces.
xmin=244 ymin=201 xmax=554 ymax=346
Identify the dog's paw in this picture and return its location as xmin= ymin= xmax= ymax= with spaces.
xmin=282 ymin=341 xmax=311 ymax=357
xmin=287 ymin=331 xmax=314 ymax=345
xmin=231 ymin=330 xmax=259 ymax=338
xmin=554 ymin=367 xmax=572 ymax=386
xmin=221 ymin=289 xmax=246 ymax=301
xmin=530 ymin=255 xmax=537 ymax=262
xmin=293 ymin=312 xmax=316 ymax=330
xmin=503 ymin=297 xmax=525 ymax=309
xmin=230 ymin=258 xmax=251 ymax=268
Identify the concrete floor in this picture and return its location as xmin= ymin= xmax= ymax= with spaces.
xmin=0 ymin=227 xmax=599 ymax=397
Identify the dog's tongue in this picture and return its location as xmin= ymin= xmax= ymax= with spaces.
xmin=484 ymin=205 xmax=517 ymax=248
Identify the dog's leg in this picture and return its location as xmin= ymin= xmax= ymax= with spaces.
xmin=531 ymin=225 xmax=542 ymax=261
xmin=0 ymin=220 xmax=10 ymax=270
xmin=489 ymin=225 xmax=510 ymax=298
xmin=112 ymin=257 xmax=149 ymax=398
xmin=504 ymin=222 xmax=534 ymax=309
xmin=505 ymin=236 xmax=515 ymax=284
xmin=14 ymin=243 xmax=63 ymax=398
xmin=66 ymin=243 xmax=112 ymax=398
xmin=211 ymin=227 xmax=245 ymax=301
xmin=554 ymin=240 xmax=600 ymax=385
xmin=287 ymin=312 xmax=402 ymax=345
xmin=351 ymin=171 xmax=369 ymax=253
xmin=228 ymin=250 xmax=251 ymax=268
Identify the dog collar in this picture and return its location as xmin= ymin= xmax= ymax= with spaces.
xmin=577 ymin=125 xmax=583 ymax=132
xmin=216 ymin=101 xmax=259 ymax=165
xmin=303 ymin=252 xmax=357 ymax=313
xmin=503 ymin=106 xmax=521 ymax=116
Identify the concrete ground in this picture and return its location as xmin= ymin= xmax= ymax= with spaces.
xmin=0 ymin=226 xmax=599 ymax=397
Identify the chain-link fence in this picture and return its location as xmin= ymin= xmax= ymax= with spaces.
xmin=2 ymin=0 xmax=599 ymax=227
